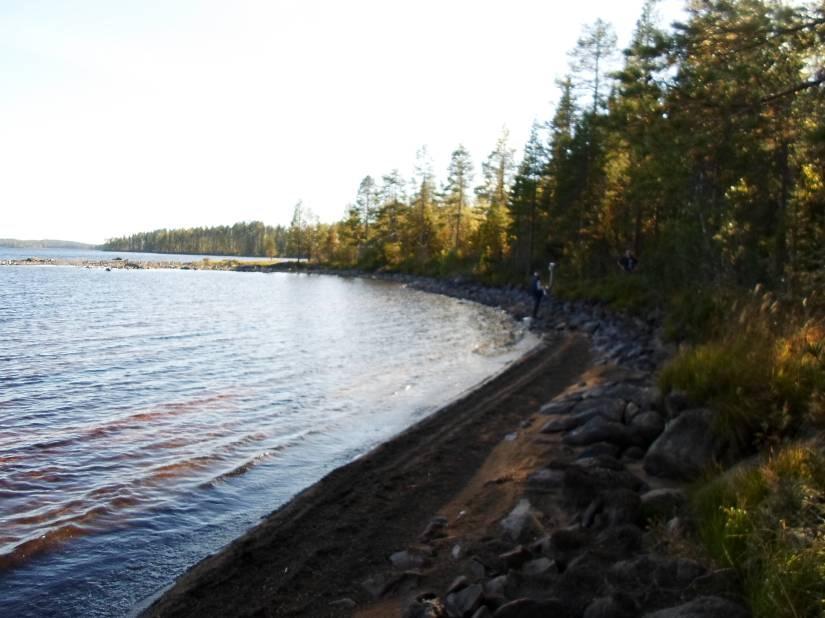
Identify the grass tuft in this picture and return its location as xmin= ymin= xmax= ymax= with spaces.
xmin=660 ymin=291 xmax=825 ymax=450
xmin=556 ymin=273 xmax=660 ymax=315
xmin=691 ymin=445 xmax=825 ymax=618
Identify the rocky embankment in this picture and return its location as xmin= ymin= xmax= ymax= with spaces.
xmin=334 ymin=279 xmax=750 ymax=618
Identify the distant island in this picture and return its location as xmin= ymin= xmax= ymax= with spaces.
xmin=100 ymin=221 xmax=289 ymax=258
xmin=0 ymin=239 xmax=97 ymax=250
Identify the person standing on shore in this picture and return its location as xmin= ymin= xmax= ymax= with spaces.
xmin=618 ymin=249 xmax=638 ymax=273
xmin=530 ymin=263 xmax=555 ymax=318
xmin=530 ymin=272 xmax=544 ymax=318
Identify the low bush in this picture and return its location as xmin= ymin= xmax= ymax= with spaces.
xmin=691 ymin=445 xmax=825 ymax=618
xmin=660 ymin=288 xmax=825 ymax=449
xmin=556 ymin=272 xmax=660 ymax=316
xmin=662 ymin=287 xmax=731 ymax=343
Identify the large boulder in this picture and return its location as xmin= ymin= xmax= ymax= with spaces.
xmin=563 ymin=416 xmax=637 ymax=448
xmin=539 ymin=399 xmax=578 ymax=416
xmin=571 ymin=397 xmax=627 ymax=421
xmin=542 ymin=398 xmax=627 ymax=434
xmin=640 ymin=488 xmax=688 ymax=523
xmin=500 ymin=499 xmax=545 ymax=543
xmin=608 ymin=555 xmax=706 ymax=594
xmin=563 ymin=464 xmax=646 ymax=508
xmin=445 ymin=584 xmax=484 ymax=618
xmin=604 ymin=383 xmax=661 ymax=410
xmin=629 ymin=410 xmax=665 ymax=445
xmin=643 ymin=409 xmax=726 ymax=480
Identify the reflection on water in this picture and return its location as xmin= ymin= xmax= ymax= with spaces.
xmin=0 ymin=266 xmax=535 ymax=617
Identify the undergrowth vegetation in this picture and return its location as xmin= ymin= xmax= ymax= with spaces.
xmin=656 ymin=286 xmax=825 ymax=616
xmin=556 ymin=273 xmax=661 ymax=316
xmin=692 ymin=445 xmax=825 ymax=618
xmin=660 ymin=287 xmax=825 ymax=450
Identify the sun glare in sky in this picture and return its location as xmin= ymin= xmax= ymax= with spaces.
xmin=1 ymin=1 xmax=684 ymax=244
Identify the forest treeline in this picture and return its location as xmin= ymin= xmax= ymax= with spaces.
xmin=106 ymin=0 xmax=824 ymax=299
xmin=101 ymin=221 xmax=290 ymax=257
xmin=307 ymin=0 xmax=824 ymax=299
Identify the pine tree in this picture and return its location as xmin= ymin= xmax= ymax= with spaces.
xmin=509 ymin=122 xmax=546 ymax=275
xmin=443 ymin=145 xmax=474 ymax=253
xmin=476 ymin=129 xmax=516 ymax=269
xmin=569 ymin=18 xmax=619 ymax=114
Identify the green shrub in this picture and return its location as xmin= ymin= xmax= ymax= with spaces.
xmin=556 ymin=273 xmax=659 ymax=315
xmin=663 ymin=287 xmax=731 ymax=343
xmin=691 ymin=446 xmax=825 ymax=618
xmin=660 ymin=289 xmax=825 ymax=449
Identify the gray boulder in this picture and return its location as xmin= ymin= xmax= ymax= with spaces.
xmin=571 ymin=397 xmax=627 ymax=421
xmin=521 ymin=557 xmax=555 ymax=576
xmin=542 ymin=398 xmax=626 ymax=434
xmin=629 ymin=410 xmax=665 ymax=444
xmin=445 ymin=583 xmax=484 ymax=618
xmin=484 ymin=573 xmax=515 ymax=599
xmin=606 ymin=384 xmax=660 ymax=410
xmin=527 ymin=467 xmax=565 ymax=489
xmin=540 ymin=399 xmax=577 ymax=416
xmin=577 ymin=442 xmax=622 ymax=459
xmin=602 ymin=489 xmax=643 ymax=527
xmin=641 ymin=488 xmax=688 ymax=522
xmin=563 ymin=464 xmax=646 ymax=508
xmin=500 ymin=499 xmax=544 ymax=542
xmin=576 ymin=454 xmax=626 ymax=471
xmin=563 ymin=416 xmax=636 ymax=448
xmin=663 ymin=389 xmax=693 ymax=420
xmin=593 ymin=524 xmax=644 ymax=559
xmin=609 ymin=555 xmax=706 ymax=591
xmin=644 ymin=409 xmax=725 ymax=480
xmin=390 ymin=550 xmax=429 ymax=570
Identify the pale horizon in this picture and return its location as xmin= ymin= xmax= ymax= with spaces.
xmin=1 ymin=0 xmax=684 ymax=246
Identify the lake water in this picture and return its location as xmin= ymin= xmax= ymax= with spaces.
xmin=0 ymin=262 xmax=535 ymax=617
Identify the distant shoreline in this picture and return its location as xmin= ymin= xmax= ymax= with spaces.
xmin=0 ymin=239 xmax=96 ymax=250
xmin=0 ymin=255 xmax=297 ymax=269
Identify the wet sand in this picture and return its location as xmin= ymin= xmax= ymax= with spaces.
xmin=139 ymin=334 xmax=592 ymax=617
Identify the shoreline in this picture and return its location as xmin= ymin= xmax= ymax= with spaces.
xmin=139 ymin=334 xmax=596 ymax=617
xmin=8 ymin=256 xmax=684 ymax=616
xmin=127 ymin=265 xmax=674 ymax=616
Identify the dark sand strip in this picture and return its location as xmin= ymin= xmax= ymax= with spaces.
xmin=141 ymin=334 xmax=590 ymax=617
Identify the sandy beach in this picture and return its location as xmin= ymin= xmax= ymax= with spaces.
xmin=138 ymin=333 xmax=594 ymax=617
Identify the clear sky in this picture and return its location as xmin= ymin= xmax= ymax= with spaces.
xmin=1 ymin=1 xmax=683 ymax=245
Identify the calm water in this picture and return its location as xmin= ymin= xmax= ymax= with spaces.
xmin=0 ymin=264 xmax=535 ymax=617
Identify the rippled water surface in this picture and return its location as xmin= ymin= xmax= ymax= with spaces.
xmin=0 ymin=265 xmax=534 ymax=617
xmin=0 ymin=246 xmax=266 ymax=262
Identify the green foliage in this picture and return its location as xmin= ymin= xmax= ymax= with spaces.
xmin=556 ymin=273 xmax=659 ymax=315
xmin=107 ymin=1 xmax=825 ymax=295
xmin=661 ymin=290 xmax=825 ymax=449
xmin=692 ymin=446 xmax=825 ymax=618
xmin=662 ymin=288 xmax=730 ymax=343
xmin=103 ymin=221 xmax=287 ymax=258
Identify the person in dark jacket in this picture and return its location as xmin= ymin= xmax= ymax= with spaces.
xmin=530 ymin=263 xmax=555 ymax=318
xmin=618 ymin=249 xmax=638 ymax=273
xmin=530 ymin=272 xmax=544 ymax=318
